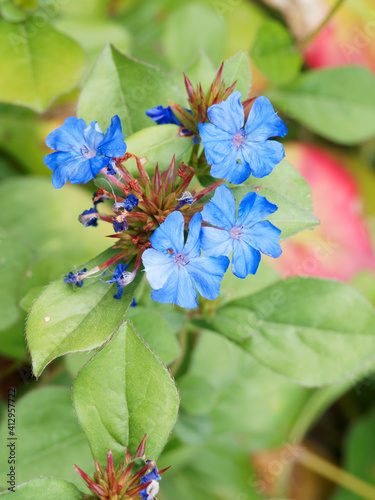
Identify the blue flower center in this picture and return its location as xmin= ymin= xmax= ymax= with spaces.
xmin=233 ymin=131 xmax=245 ymax=149
xmin=80 ymin=145 xmax=97 ymax=159
xmin=230 ymin=226 xmax=243 ymax=240
xmin=174 ymin=253 xmax=188 ymax=266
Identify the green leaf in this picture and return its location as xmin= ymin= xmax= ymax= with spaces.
xmin=197 ymin=278 xmax=375 ymax=387
xmin=0 ymin=477 xmax=83 ymax=498
xmin=26 ymin=249 xmax=143 ymax=377
xmin=174 ymin=51 xmax=217 ymax=93
xmin=251 ymin=20 xmax=302 ymax=84
xmin=178 ymin=374 xmax=217 ymax=416
xmin=188 ymin=330 xmax=309 ymax=449
xmin=125 ymin=125 xmax=193 ymax=175
xmin=0 ymin=177 xmax=110 ymax=265
xmin=78 ymin=45 xmax=183 ymax=134
xmin=221 ymin=51 xmax=252 ymax=99
xmin=72 ymin=322 xmax=180 ymax=465
xmin=231 ymin=160 xmax=319 ymax=240
xmin=0 ymin=19 xmax=85 ymax=112
xmin=267 ymin=66 xmax=375 ymax=144
xmin=0 ymin=387 xmax=92 ymax=490
xmin=126 ymin=306 xmax=180 ymax=365
xmin=162 ymin=3 xmax=225 ymax=69
xmin=0 ymin=229 xmax=35 ymax=331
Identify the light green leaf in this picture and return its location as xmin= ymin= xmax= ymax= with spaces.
xmin=251 ymin=20 xmax=302 ymax=84
xmin=125 ymin=125 xmax=193 ymax=175
xmin=174 ymin=51 xmax=217 ymax=93
xmin=267 ymin=66 xmax=375 ymax=144
xmin=162 ymin=3 xmax=225 ymax=69
xmin=72 ymin=322 xmax=180 ymax=465
xmin=0 ymin=19 xmax=85 ymax=112
xmin=0 ymin=177 xmax=110 ymax=265
xmin=178 ymin=374 xmax=217 ymax=416
xmin=231 ymin=160 xmax=319 ymax=239
xmin=78 ymin=45 xmax=183 ymax=134
xmin=221 ymin=51 xmax=252 ymax=99
xmin=126 ymin=306 xmax=180 ymax=365
xmin=26 ymin=249 xmax=143 ymax=377
xmin=0 ymin=387 xmax=92 ymax=491
xmin=200 ymin=277 xmax=375 ymax=387
xmin=0 ymin=477 xmax=83 ymax=498
xmin=0 ymin=229 xmax=35 ymax=331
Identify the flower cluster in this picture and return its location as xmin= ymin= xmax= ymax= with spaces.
xmin=74 ymin=436 xmax=166 ymax=500
xmin=44 ymin=63 xmax=286 ymax=309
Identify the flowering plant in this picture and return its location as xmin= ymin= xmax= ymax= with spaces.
xmin=2 ymin=2 xmax=375 ymax=498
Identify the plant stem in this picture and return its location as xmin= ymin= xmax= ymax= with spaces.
xmin=299 ymin=0 xmax=346 ymax=48
xmin=297 ymin=448 xmax=375 ymax=500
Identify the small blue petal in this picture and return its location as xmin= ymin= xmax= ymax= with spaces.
xmin=232 ymin=240 xmax=261 ymax=278
xmin=241 ymin=139 xmax=285 ymax=178
xmin=45 ymin=117 xmax=86 ymax=152
xmin=245 ymin=96 xmax=288 ymax=141
xmin=97 ymin=115 xmax=127 ymax=158
xmin=201 ymin=227 xmax=233 ymax=258
xmin=123 ymin=193 xmax=139 ymax=211
xmin=206 ymin=91 xmax=244 ymax=134
xmin=151 ymin=266 xmax=199 ymax=309
xmin=187 ymin=255 xmax=229 ymax=300
xmin=236 ymin=191 xmax=279 ymax=227
xmin=150 ymin=211 xmax=185 ymax=254
xmin=142 ymin=249 xmax=175 ymax=290
xmin=183 ymin=212 xmax=202 ymax=258
xmin=201 ymin=185 xmax=236 ymax=231
xmin=242 ymin=221 xmax=282 ymax=258
xmin=146 ymin=106 xmax=182 ymax=126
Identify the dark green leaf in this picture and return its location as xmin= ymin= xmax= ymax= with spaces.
xmin=0 ymin=477 xmax=83 ymax=498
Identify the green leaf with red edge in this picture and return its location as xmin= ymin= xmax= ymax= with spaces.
xmin=72 ymin=322 xmax=180 ymax=466
xmin=26 ymin=248 xmax=143 ymax=377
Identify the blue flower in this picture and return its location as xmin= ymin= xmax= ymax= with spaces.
xmin=176 ymin=191 xmax=196 ymax=209
xmin=142 ymin=211 xmax=229 ymax=309
xmin=146 ymin=105 xmax=183 ymax=126
xmin=201 ymin=185 xmax=282 ymax=278
xmin=64 ymin=268 xmax=87 ymax=288
xmin=198 ymin=92 xmax=287 ymax=184
xmin=104 ymin=263 xmax=135 ymax=299
xmin=139 ymin=463 xmax=161 ymax=500
xmin=44 ymin=115 xmax=127 ymax=189
xmin=78 ymin=208 xmax=98 ymax=227
xmin=123 ymin=194 xmax=139 ymax=211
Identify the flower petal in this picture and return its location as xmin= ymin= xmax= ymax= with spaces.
xmin=45 ymin=117 xmax=87 ymax=152
xmin=150 ymin=211 xmax=185 ymax=254
xmin=201 ymin=227 xmax=233 ymax=258
xmin=242 ymin=221 xmax=282 ymax=258
xmin=236 ymin=192 xmax=279 ymax=227
xmin=232 ymin=239 xmax=261 ymax=278
xmin=187 ymin=255 xmax=229 ymax=300
xmin=241 ymin=139 xmax=285 ymax=178
xmin=206 ymin=91 xmax=244 ymax=134
xmin=97 ymin=115 xmax=127 ymax=158
xmin=201 ymin=184 xmax=236 ymax=230
xmin=210 ymin=150 xmax=251 ymax=185
xmin=47 ymin=153 xmax=89 ymax=189
xmin=151 ymin=266 xmax=199 ymax=309
xmin=199 ymin=122 xmax=235 ymax=165
xmin=83 ymin=121 xmax=104 ymax=152
xmin=142 ymin=249 xmax=175 ymax=289
xmin=183 ymin=212 xmax=202 ymax=258
xmin=245 ymin=96 xmax=287 ymax=141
